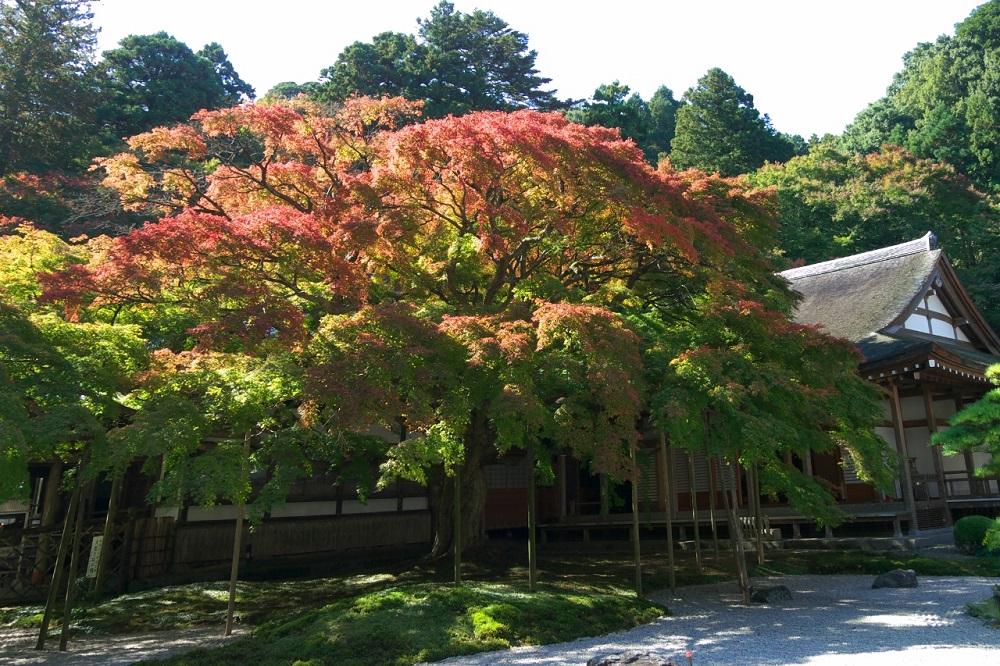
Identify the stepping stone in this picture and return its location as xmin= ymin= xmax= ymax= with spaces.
xmin=872 ymin=568 xmax=918 ymax=588
xmin=587 ymin=652 xmax=676 ymax=666
xmin=750 ymin=585 xmax=793 ymax=604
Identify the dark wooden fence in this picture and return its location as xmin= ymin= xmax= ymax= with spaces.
xmin=0 ymin=511 xmax=431 ymax=603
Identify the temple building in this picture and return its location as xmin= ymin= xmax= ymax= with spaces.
xmin=537 ymin=233 xmax=1000 ymax=540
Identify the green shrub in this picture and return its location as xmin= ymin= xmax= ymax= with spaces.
xmin=954 ymin=515 xmax=995 ymax=554
xmin=984 ymin=519 xmax=1000 ymax=554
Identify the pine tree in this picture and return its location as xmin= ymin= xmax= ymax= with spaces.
xmin=0 ymin=0 xmax=98 ymax=174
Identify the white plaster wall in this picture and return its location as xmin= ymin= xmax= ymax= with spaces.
xmin=401 ymin=497 xmax=428 ymax=511
xmin=904 ymin=427 xmax=935 ymax=474
xmin=341 ymin=498 xmax=399 ymax=514
xmin=187 ymin=505 xmax=240 ymax=521
xmin=900 ymin=395 xmax=927 ymax=421
xmin=930 ymin=318 xmax=956 ymax=338
xmin=904 ymin=313 xmax=930 ymax=333
xmin=926 ymin=293 xmax=948 ymax=314
xmin=270 ymin=501 xmax=339 ymax=519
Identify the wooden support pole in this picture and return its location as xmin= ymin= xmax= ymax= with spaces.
xmin=922 ymin=385 xmax=952 ymax=526
xmin=751 ymin=465 xmax=765 ymax=565
xmin=721 ymin=459 xmax=751 ymax=604
xmin=707 ymin=454 xmax=719 ymax=555
xmin=658 ymin=432 xmax=676 ymax=593
xmin=225 ymin=432 xmax=251 ymax=637
xmin=58 ymin=483 xmax=88 ymax=651
xmin=631 ymin=443 xmax=642 ymax=597
xmin=453 ymin=469 xmax=462 ymax=584
xmin=35 ymin=467 xmax=82 ymax=651
xmin=889 ymin=382 xmax=921 ymax=534
xmin=687 ymin=451 xmax=702 ymax=573
xmin=527 ymin=452 xmax=537 ymax=592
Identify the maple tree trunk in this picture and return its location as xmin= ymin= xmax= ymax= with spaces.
xmin=430 ymin=412 xmax=489 ymax=560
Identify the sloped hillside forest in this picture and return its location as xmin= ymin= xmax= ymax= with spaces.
xmin=1 ymin=0 xmax=998 ymax=585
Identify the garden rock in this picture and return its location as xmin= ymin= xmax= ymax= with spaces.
xmin=750 ymin=585 xmax=793 ymax=604
xmin=587 ymin=652 xmax=675 ymax=666
xmin=872 ymin=569 xmax=918 ymax=588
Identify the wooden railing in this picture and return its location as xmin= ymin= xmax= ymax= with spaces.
xmin=0 ymin=514 xmax=173 ymax=603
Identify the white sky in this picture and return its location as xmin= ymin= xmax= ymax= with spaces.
xmin=90 ymin=0 xmax=983 ymax=138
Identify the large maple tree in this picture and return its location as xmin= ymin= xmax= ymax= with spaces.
xmin=39 ymin=97 xmax=894 ymax=567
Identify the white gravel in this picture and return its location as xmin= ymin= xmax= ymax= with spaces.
xmin=439 ymin=575 xmax=1000 ymax=666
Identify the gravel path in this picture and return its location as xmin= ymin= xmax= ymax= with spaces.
xmin=0 ymin=625 xmax=248 ymax=665
xmin=439 ymin=575 xmax=1000 ymax=665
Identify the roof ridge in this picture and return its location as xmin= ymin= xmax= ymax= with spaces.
xmin=780 ymin=232 xmax=936 ymax=281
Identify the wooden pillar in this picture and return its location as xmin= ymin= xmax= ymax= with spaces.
xmin=557 ymin=455 xmax=567 ymax=519
xmin=889 ymin=382 xmax=921 ymax=534
xmin=922 ymin=385 xmax=952 ymax=526
xmin=32 ymin=460 xmax=64 ymax=581
xmin=94 ymin=472 xmax=123 ymax=595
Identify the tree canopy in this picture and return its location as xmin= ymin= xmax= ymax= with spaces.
xmin=670 ymin=68 xmax=800 ymax=176
xmin=19 ymin=97 xmax=896 ymax=556
xmin=97 ymin=32 xmax=254 ymax=142
xmin=840 ymin=0 xmax=1000 ymax=192
xmin=566 ymin=82 xmax=681 ymax=164
xmin=934 ymin=364 xmax=1000 ymax=480
xmin=750 ymin=142 xmax=1000 ymax=329
xmin=0 ymin=0 xmax=98 ymax=174
xmin=315 ymin=1 xmax=559 ymax=117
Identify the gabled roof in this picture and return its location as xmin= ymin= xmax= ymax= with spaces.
xmin=779 ymin=234 xmax=941 ymax=345
xmin=779 ymin=233 xmax=1000 ymax=371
